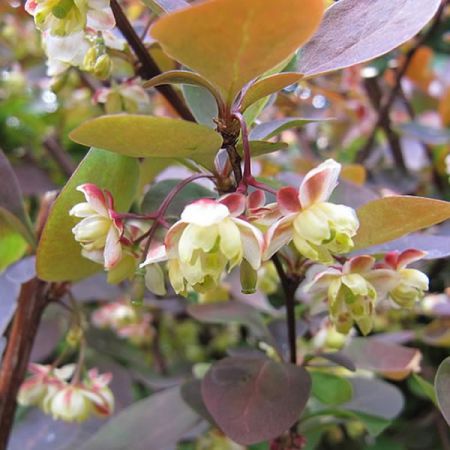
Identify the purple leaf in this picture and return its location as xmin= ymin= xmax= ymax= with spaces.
xmin=298 ymin=0 xmax=442 ymax=78
xmin=343 ymin=377 xmax=404 ymax=420
xmin=79 ymin=387 xmax=201 ymax=450
xmin=435 ymin=357 xmax=450 ymax=426
xmin=202 ymin=356 xmax=311 ymax=445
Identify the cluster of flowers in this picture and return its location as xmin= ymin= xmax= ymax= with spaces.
xmin=91 ymin=299 xmax=154 ymax=345
xmin=70 ymin=159 xmax=429 ymax=334
xmin=18 ymin=363 xmax=114 ymax=422
xmin=24 ymin=0 xmax=119 ymax=78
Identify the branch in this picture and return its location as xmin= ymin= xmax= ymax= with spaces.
xmin=357 ymin=0 xmax=447 ymax=163
xmin=110 ymin=0 xmax=195 ymax=122
xmin=272 ymin=255 xmax=298 ymax=364
xmin=0 ymin=279 xmax=50 ymax=449
xmin=43 ymin=135 xmax=76 ymax=178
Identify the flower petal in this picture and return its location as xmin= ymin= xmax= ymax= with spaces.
xmin=263 ymin=214 xmax=295 ymax=260
xmin=344 ymin=255 xmax=375 ymax=274
xmin=219 ymin=193 xmax=246 ymax=217
xmin=164 ymin=221 xmax=187 ymax=257
xmin=277 ymin=186 xmax=301 ymax=215
xmin=145 ymin=264 xmax=167 ymax=296
xmin=77 ymin=183 xmax=108 ymax=216
xmin=233 ymin=218 xmax=264 ymax=270
xmin=397 ymin=249 xmax=427 ymax=269
xmin=141 ymin=244 xmax=168 ymax=267
xmin=248 ymin=190 xmax=266 ymax=210
xmin=299 ymin=159 xmax=341 ymax=208
xmin=104 ymin=226 xmax=122 ymax=269
xmin=181 ymin=199 xmax=229 ymax=226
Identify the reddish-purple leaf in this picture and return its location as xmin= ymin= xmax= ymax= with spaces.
xmin=202 ymin=356 xmax=311 ymax=445
xmin=436 ymin=357 xmax=450 ymax=426
xmin=298 ymin=0 xmax=442 ymax=78
xmin=342 ymin=338 xmax=421 ymax=381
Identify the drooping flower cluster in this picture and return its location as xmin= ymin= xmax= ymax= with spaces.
xmin=25 ymin=0 xmax=117 ymax=78
xmin=69 ymin=159 xmax=429 ymax=335
xmin=306 ymin=250 xmax=429 ymax=334
xmin=92 ymin=299 xmax=155 ymax=345
xmin=18 ymin=363 xmax=114 ymax=422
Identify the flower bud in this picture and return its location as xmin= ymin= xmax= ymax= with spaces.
xmin=240 ymin=259 xmax=258 ymax=294
xmin=93 ymin=54 xmax=112 ymax=79
xmin=46 ymin=386 xmax=92 ymax=422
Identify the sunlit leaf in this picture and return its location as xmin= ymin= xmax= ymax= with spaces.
xmin=151 ymin=0 xmax=324 ymax=103
xmin=354 ymin=196 xmax=450 ymax=250
xmin=435 ymin=356 xmax=450 ymax=425
xmin=0 ymin=225 xmax=27 ymax=272
xmin=240 ymin=73 xmax=303 ymax=112
xmin=298 ymin=0 xmax=442 ymax=78
xmin=202 ymin=356 xmax=311 ymax=445
xmin=69 ymin=115 xmax=223 ymax=159
xmin=37 ymin=149 xmax=139 ymax=282
xmin=80 ymin=387 xmax=201 ymax=450
xmin=311 ymin=372 xmax=353 ymax=405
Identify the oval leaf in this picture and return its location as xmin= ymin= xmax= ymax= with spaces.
xmin=240 ymin=73 xmax=303 ymax=112
xmin=354 ymin=196 xmax=450 ymax=250
xmin=342 ymin=337 xmax=421 ymax=381
xmin=69 ymin=115 xmax=223 ymax=159
xmin=436 ymin=356 xmax=450 ymax=426
xmin=37 ymin=148 xmax=139 ymax=282
xmin=311 ymin=372 xmax=353 ymax=405
xmin=202 ymin=356 xmax=311 ymax=445
xmin=151 ymin=0 xmax=324 ymax=103
xmin=343 ymin=377 xmax=404 ymax=420
xmin=80 ymin=387 xmax=201 ymax=450
xmin=298 ymin=0 xmax=442 ymax=78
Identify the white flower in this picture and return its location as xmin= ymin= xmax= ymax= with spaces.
xmin=141 ymin=194 xmax=264 ymax=295
xmin=265 ymin=159 xmax=359 ymax=263
xmin=70 ymin=183 xmax=124 ymax=269
xmin=25 ymin=0 xmax=114 ymax=37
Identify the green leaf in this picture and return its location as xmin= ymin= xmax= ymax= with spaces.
xmin=298 ymin=0 xmax=442 ymax=78
xmin=69 ymin=115 xmax=223 ymax=159
xmin=0 ymin=225 xmax=27 ymax=272
xmin=410 ymin=374 xmax=437 ymax=406
xmin=37 ymin=148 xmax=139 ymax=282
xmin=435 ymin=356 xmax=450 ymax=425
xmin=144 ymin=70 xmax=223 ymax=107
xmin=151 ymin=0 xmax=324 ymax=104
xmin=182 ymin=85 xmax=218 ymax=128
xmin=311 ymin=372 xmax=353 ymax=405
xmin=80 ymin=387 xmax=201 ymax=450
xmin=354 ymin=196 xmax=450 ymax=250
xmin=249 ymin=118 xmax=330 ymax=141
xmin=240 ymin=73 xmax=303 ymax=112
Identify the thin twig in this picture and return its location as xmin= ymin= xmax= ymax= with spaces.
xmin=110 ymin=0 xmax=195 ymax=122
xmin=43 ymin=135 xmax=76 ymax=177
xmin=272 ymin=255 xmax=298 ymax=364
